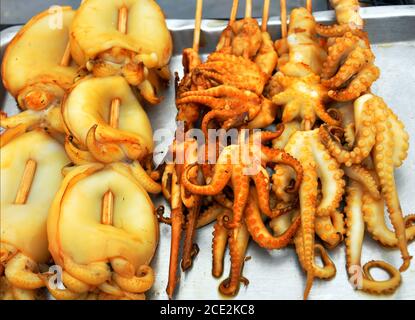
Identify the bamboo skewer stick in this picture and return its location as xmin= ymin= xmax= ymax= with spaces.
xmin=109 ymin=98 xmax=121 ymax=128
xmin=306 ymin=0 xmax=312 ymax=13
xmin=230 ymin=0 xmax=239 ymax=26
xmin=118 ymin=6 xmax=128 ymax=34
xmin=101 ymin=190 xmax=114 ymax=225
xmin=280 ymin=0 xmax=287 ymax=38
xmin=101 ymin=7 xmax=128 ymax=225
xmin=262 ymin=0 xmax=271 ymax=32
xmin=14 ymin=159 xmax=37 ymax=205
xmin=193 ymin=0 xmax=203 ymax=52
xmin=245 ymin=0 xmax=252 ymax=19
xmin=60 ymin=42 xmax=72 ymax=67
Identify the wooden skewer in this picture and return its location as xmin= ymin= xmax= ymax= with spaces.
xmin=101 ymin=7 xmax=127 ymax=226
xmin=101 ymin=190 xmax=115 ymax=225
xmin=193 ymin=0 xmax=203 ymax=52
xmin=101 ymin=98 xmax=120 ymax=226
xmin=245 ymin=0 xmax=252 ymax=19
xmin=109 ymin=98 xmax=121 ymax=128
xmin=14 ymin=159 xmax=37 ymax=205
xmin=118 ymin=6 xmax=128 ymax=34
xmin=306 ymin=0 xmax=312 ymax=13
xmin=60 ymin=42 xmax=72 ymax=67
xmin=229 ymin=0 xmax=239 ymax=26
xmin=262 ymin=0 xmax=270 ymax=32
xmin=280 ymin=0 xmax=287 ymax=38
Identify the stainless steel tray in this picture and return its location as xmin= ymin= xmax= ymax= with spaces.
xmin=1 ymin=5 xmax=414 ymax=300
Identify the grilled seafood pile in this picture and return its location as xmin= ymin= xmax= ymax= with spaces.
xmin=161 ymin=0 xmax=413 ymax=300
xmin=1 ymin=0 xmax=172 ymax=300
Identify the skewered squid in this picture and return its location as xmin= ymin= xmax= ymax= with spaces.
xmin=319 ymin=94 xmax=412 ymax=271
xmin=62 ymin=76 xmax=160 ymax=194
xmin=70 ymin=0 xmax=173 ymax=104
xmin=1 ymin=130 xmax=70 ymax=300
xmin=1 ymin=7 xmax=79 ymax=134
xmin=46 ymin=163 xmax=158 ymax=300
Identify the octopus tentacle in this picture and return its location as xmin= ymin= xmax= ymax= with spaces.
xmin=181 ymin=203 xmax=201 ymax=271
xmin=182 ymin=150 xmax=232 ymax=196
xmin=315 ymin=211 xmax=345 ymax=248
xmin=219 ymin=221 xmax=250 ymax=296
xmin=293 ymin=225 xmax=336 ymax=280
xmin=321 ymin=33 xmax=363 ymax=80
xmin=385 ymin=106 xmax=410 ymax=167
xmin=309 ymin=130 xmax=345 ymax=216
xmin=261 ymin=146 xmax=303 ymax=193
xmin=272 ymin=121 xmax=301 ymax=150
xmin=197 ymin=204 xmax=225 ymax=229
xmin=253 ymin=170 xmax=297 ymax=218
xmin=245 ymin=190 xmax=301 ymax=250
xmin=212 ymin=211 xmax=231 ymax=278
xmin=345 ymin=180 xmax=401 ymax=294
xmin=316 ymin=23 xmax=361 ymax=38
xmin=271 ymin=164 xmax=297 ymax=203
xmin=319 ymin=94 xmax=376 ymax=166
xmin=294 ymin=153 xmax=318 ymax=299
xmin=372 ymin=98 xmax=412 ymax=271
xmin=225 ymin=165 xmax=250 ymax=229
xmin=362 ymin=192 xmax=415 ymax=247
xmin=343 ymin=164 xmax=380 ymax=199
xmin=328 ymin=65 xmax=380 ymax=102
xmin=323 ymin=47 xmax=374 ymax=89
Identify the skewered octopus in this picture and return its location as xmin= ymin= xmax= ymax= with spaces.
xmin=268 ymin=8 xmax=339 ymax=131
xmin=271 ymin=73 xmax=340 ymax=130
xmin=175 ymin=48 xmax=210 ymax=131
xmin=316 ymin=0 xmax=364 ymax=37
xmin=272 ymin=127 xmax=346 ymax=298
xmin=319 ymin=93 xmax=412 ymax=271
xmin=316 ymin=0 xmax=380 ymax=101
xmin=1 ymin=130 xmax=70 ymax=300
xmin=1 ymin=7 xmax=79 ymax=134
xmin=176 ymin=50 xmax=279 ymax=130
xmin=70 ymin=0 xmax=173 ymax=104
xmin=182 ymin=130 xmax=303 ymax=232
xmin=274 ymin=8 xmax=327 ymax=77
xmin=160 ymin=139 xmax=205 ymax=299
xmin=211 ymin=204 xmax=250 ymax=296
xmin=61 ymin=76 xmax=160 ymax=194
xmin=46 ymin=163 xmax=158 ymax=300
